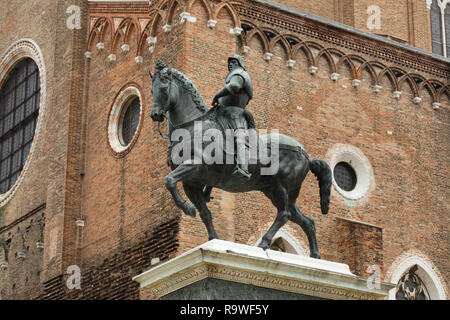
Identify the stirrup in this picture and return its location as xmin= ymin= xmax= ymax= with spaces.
xmin=232 ymin=167 xmax=252 ymax=179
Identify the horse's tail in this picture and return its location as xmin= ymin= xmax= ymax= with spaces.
xmin=308 ymin=158 xmax=332 ymax=214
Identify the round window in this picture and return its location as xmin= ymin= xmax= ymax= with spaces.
xmin=333 ymin=162 xmax=357 ymax=191
xmin=326 ymin=144 xmax=375 ymax=202
xmin=119 ymin=97 xmax=140 ymax=147
xmin=107 ymin=85 xmax=143 ymax=157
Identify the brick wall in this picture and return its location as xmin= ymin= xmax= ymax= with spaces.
xmin=275 ymin=0 xmax=432 ymax=51
xmin=336 ymin=217 xmax=383 ymax=277
xmin=38 ymin=216 xmax=179 ymax=300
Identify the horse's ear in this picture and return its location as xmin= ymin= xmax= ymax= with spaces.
xmin=149 ymin=70 xmax=154 ymax=80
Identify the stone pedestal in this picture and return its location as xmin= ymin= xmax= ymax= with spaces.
xmin=133 ymin=240 xmax=394 ymax=300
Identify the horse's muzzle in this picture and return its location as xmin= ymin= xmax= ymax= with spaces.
xmin=150 ymin=110 xmax=164 ymax=122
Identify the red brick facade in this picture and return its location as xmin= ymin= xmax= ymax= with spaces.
xmin=0 ymin=0 xmax=448 ymax=299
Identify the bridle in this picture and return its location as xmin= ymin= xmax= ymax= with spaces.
xmin=156 ymin=78 xmax=176 ymax=140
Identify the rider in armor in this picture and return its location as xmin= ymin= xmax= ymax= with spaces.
xmin=212 ymin=54 xmax=254 ymax=180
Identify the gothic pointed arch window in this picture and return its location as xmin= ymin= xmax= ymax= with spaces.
xmin=0 ymin=58 xmax=40 ymax=194
xmin=256 ymin=228 xmax=307 ymax=256
xmin=395 ymin=265 xmax=431 ymax=300
xmin=388 ymin=253 xmax=447 ymax=300
xmin=429 ymin=0 xmax=450 ymax=57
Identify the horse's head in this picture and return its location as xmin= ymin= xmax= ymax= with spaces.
xmin=150 ymin=60 xmax=176 ymax=122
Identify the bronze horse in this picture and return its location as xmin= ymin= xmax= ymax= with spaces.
xmin=149 ymin=61 xmax=332 ymax=258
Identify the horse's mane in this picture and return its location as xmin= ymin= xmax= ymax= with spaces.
xmin=170 ymin=68 xmax=209 ymax=113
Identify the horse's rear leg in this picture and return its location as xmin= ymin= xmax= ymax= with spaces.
xmin=183 ymin=183 xmax=218 ymax=241
xmin=289 ymin=203 xmax=320 ymax=259
xmin=164 ymin=164 xmax=199 ymax=217
xmin=258 ymin=186 xmax=290 ymax=250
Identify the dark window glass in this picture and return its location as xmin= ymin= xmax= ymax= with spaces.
xmin=120 ymin=97 xmax=140 ymax=146
xmin=269 ymin=238 xmax=286 ymax=252
xmin=396 ymin=265 xmax=430 ymax=300
xmin=445 ymin=3 xmax=450 ymax=56
xmin=333 ymin=162 xmax=357 ymax=192
xmin=0 ymin=58 xmax=40 ymax=193
xmin=431 ymin=0 xmax=443 ymax=55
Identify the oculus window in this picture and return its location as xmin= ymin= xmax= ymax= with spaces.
xmin=119 ymin=97 xmax=140 ymax=147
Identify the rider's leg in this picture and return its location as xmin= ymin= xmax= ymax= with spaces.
xmin=233 ymin=129 xmax=251 ymax=179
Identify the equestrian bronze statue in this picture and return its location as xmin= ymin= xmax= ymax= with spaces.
xmin=149 ymin=56 xmax=332 ymax=258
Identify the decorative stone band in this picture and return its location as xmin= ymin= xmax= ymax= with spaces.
xmin=133 ymin=239 xmax=394 ymax=300
xmin=0 ymin=39 xmax=47 ymax=207
xmin=238 ymin=0 xmax=448 ymax=79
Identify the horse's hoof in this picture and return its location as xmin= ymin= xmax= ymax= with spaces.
xmin=257 ymin=242 xmax=270 ymax=251
xmin=184 ymin=203 xmax=196 ymax=218
xmin=310 ymin=252 xmax=321 ymax=259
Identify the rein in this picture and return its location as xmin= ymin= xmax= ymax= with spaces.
xmin=157 ymin=114 xmax=175 ymax=140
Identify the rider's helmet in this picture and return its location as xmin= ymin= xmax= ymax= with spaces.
xmin=228 ymin=54 xmax=245 ymax=71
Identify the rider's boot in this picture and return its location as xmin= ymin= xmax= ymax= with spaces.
xmin=233 ymin=145 xmax=252 ymax=180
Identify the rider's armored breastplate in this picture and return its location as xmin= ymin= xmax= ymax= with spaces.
xmin=219 ymin=69 xmax=253 ymax=108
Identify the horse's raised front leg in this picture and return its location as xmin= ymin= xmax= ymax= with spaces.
xmin=164 ymin=164 xmax=199 ymax=217
xmin=183 ymin=183 xmax=218 ymax=241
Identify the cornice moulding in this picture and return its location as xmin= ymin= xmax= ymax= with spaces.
xmin=133 ymin=239 xmax=395 ymax=300
xmin=237 ymin=0 xmax=449 ymax=79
